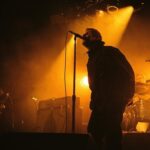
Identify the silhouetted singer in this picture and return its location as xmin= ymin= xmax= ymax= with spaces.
xmin=82 ymin=28 xmax=135 ymax=150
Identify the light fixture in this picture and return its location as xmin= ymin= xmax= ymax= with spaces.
xmin=107 ymin=5 xmax=119 ymax=13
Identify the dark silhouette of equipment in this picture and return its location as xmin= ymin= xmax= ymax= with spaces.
xmin=36 ymin=96 xmax=83 ymax=133
xmin=122 ymin=99 xmax=150 ymax=132
xmin=0 ymin=89 xmax=13 ymax=132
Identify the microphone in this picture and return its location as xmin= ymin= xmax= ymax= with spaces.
xmin=68 ymin=31 xmax=85 ymax=40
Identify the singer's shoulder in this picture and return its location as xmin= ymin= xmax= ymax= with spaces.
xmin=103 ymin=46 xmax=125 ymax=57
xmin=103 ymin=46 xmax=120 ymax=53
xmin=104 ymin=45 xmax=119 ymax=50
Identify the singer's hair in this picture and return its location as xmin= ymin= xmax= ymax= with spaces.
xmin=86 ymin=28 xmax=102 ymax=41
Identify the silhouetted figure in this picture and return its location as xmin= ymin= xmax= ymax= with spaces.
xmin=82 ymin=28 xmax=135 ymax=150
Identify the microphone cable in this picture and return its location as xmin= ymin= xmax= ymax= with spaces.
xmin=64 ymin=31 xmax=69 ymax=133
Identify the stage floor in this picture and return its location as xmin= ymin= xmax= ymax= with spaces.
xmin=0 ymin=132 xmax=150 ymax=150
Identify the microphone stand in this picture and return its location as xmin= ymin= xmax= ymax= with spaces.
xmin=72 ymin=35 xmax=77 ymax=133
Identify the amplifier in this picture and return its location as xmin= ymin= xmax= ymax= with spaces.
xmin=36 ymin=96 xmax=82 ymax=133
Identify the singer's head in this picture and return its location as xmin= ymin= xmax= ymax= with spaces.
xmin=82 ymin=28 xmax=104 ymax=49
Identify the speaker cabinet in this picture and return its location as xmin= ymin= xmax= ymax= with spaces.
xmin=36 ymin=96 xmax=82 ymax=133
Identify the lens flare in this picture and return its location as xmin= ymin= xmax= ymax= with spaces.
xmin=80 ymin=76 xmax=89 ymax=87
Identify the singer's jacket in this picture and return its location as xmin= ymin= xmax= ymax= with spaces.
xmin=87 ymin=41 xmax=135 ymax=114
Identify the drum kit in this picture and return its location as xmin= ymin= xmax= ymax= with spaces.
xmin=122 ymin=81 xmax=150 ymax=132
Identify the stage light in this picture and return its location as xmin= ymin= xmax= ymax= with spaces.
xmin=107 ymin=5 xmax=119 ymax=14
xmin=93 ymin=5 xmax=134 ymax=46
xmin=80 ymin=76 xmax=89 ymax=87
xmin=96 ymin=10 xmax=105 ymax=16
xmin=32 ymin=97 xmax=38 ymax=102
